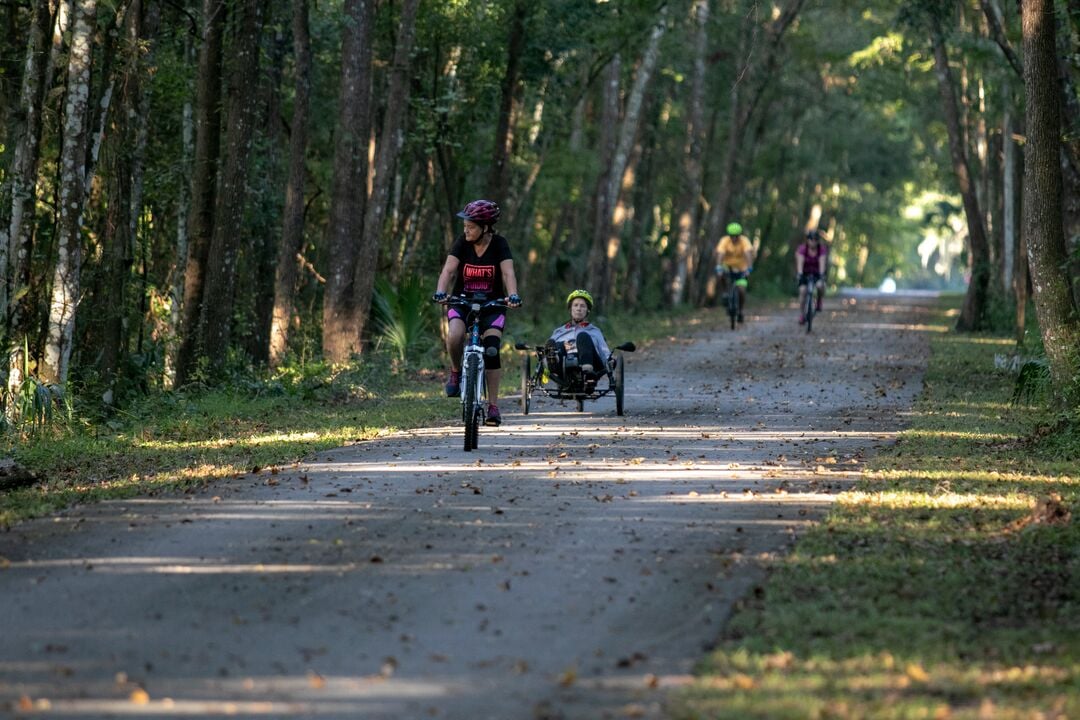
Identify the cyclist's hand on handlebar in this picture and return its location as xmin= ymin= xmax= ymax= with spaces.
xmin=507 ymin=293 xmax=522 ymax=308
xmin=432 ymin=291 xmax=448 ymax=304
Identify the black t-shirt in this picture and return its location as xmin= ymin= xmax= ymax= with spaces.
xmin=450 ymin=233 xmax=513 ymax=298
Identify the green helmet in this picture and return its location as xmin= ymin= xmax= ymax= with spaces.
xmin=726 ymin=222 xmax=743 ymax=236
xmin=566 ymin=289 xmax=594 ymax=310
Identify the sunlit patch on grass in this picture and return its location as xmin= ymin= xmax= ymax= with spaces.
xmin=840 ymin=489 xmax=1030 ymax=510
xmin=871 ymin=468 xmax=1075 ymax=485
xmin=134 ymin=430 xmax=328 ymax=450
xmin=901 ymin=428 xmax=1015 ymax=441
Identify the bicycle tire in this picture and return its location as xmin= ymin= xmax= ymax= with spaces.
xmin=804 ymin=287 xmax=815 ymax=333
xmin=729 ymin=286 xmax=738 ymax=330
xmin=521 ymin=354 xmax=531 ymax=415
xmin=615 ymin=355 xmax=625 ymax=416
xmin=462 ymin=354 xmax=482 ymax=450
xmin=471 ymin=406 xmax=481 ymax=450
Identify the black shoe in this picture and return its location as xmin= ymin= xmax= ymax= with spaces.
xmin=737 ymin=313 xmax=744 ymax=323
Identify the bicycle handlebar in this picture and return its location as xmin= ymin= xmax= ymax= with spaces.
xmin=434 ymin=294 xmax=513 ymax=312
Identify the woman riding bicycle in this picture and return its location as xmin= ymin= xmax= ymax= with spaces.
xmin=796 ymin=229 xmax=828 ymax=325
xmin=715 ymin=222 xmax=755 ymax=323
xmin=433 ymin=199 xmax=521 ymax=426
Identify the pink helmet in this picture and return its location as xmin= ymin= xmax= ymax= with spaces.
xmin=456 ymin=199 xmax=501 ymax=226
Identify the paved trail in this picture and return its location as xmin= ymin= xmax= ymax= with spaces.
xmin=0 ymin=292 xmax=936 ymax=719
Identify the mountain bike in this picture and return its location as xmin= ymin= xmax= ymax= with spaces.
xmin=439 ymin=294 xmax=510 ymax=452
xmin=801 ymin=272 xmax=822 ymax=333
xmin=723 ymin=269 xmax=750 ymax=330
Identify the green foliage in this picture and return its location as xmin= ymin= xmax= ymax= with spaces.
xmin=0 ymin=340 xmax=71 ymax=436
xmin=370 ymin=275 xmax=437 ymax=366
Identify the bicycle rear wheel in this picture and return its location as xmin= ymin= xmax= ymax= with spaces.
xmin=521 ymin=354 xmax=531 ymax=415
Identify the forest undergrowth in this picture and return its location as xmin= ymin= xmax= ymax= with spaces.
xmin=0 ymin=303 xmax=692 ymax=527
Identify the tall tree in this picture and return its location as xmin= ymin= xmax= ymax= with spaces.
xmin=1022 ymin=0 xmax=1080 ymax=408
xmin=97 ymin=0 xmax=158 ymax=398
xmin=42 ymin=0 xmax=97 ymax=384
xmin=588 ymin=9 xmax=666 ymax=306
xmin=196 ymin=0 xmax=267 ymax=373
xmin=349 ymin=0 xmax=421 ymax=353
xmin=669 ymin=0 xmax=708 ymax=306
xmin=269 ymin=0 xmax=312 ymax=368
xmin=486 ymin=0 xmax=527 ymax=200
xmin=175 ymin=0 xmax=225 ymax=385
xmin=1 ymin=0 xmax=53 ymax=338
xmin=322 ymin=0 xmax=374 ymax=363
xmin=929 ymin=18 xmax=992 ymax=331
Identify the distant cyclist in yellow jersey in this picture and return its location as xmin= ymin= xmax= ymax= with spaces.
xmin=715 ymin=222 xmax=755 ymax=323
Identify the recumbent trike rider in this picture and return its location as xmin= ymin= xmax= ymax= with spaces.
xmin=516 ymin=289 xmax=635 ymax=415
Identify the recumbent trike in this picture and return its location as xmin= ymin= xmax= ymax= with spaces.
xmin=515 ymin=338 xmax=636 ymax=415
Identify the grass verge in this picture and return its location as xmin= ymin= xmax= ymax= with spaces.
xmin=0 ymin=305 xmax=695 ymax=527
xmin=672 ymin=297 xmax=1078 ymax=720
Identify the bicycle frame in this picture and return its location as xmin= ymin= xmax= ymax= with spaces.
xmin=725 ymin=270 xmax=748 ymax=329
xmin=441 ymin=294 xmax=508 ymax=451
xmin=802 ymin=273 xmax=822 ymax=332
xmin=460 ymin=308 xmax=486 ymax=424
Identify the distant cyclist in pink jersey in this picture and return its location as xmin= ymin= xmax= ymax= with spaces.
xmin=796 ymin=229 xmax=828 ymax=325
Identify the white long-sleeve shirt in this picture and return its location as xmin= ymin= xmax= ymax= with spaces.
xmin=548 ymin=321 xmax=612 ymax=364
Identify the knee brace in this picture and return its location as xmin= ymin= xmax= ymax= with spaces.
xmin=483 ymin=335 xmax=502 ymax=370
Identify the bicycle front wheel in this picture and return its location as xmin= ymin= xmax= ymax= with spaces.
xmin=462 ymin=355 xmax=482 ymax=450
xmin=729 ymin=287 xmax=738 ymax=330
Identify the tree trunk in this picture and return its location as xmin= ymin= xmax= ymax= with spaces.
xmin=42 ymin=0 xmax=96 ymax=384
xmin=269 ymin=0 xmax=312 ymax=368
xmin=486 ymin=0 xmax=527 ymax=200
xmin=1055 ymin=10 xmax=1080 ymax=311
xmin=2 ymin=0 xmax=53 ymax=338
xmin=588 ymin=8 xmax=666 ymax=306
xmin=196 ymin=0 xmax=266 ymax=374
xmin=175 ymin=0 xmax=224 ymax=385
xmin=167 ymin=26 xmax=196 ymax=385
xmin=1002 ymin=105 xmax=1016 ymax=296
xmin=321 ymin=0 xmax=373 ymax=363
xmin=245 ymin=14 xmax=288 ymax=365
xmin=669 ymin=0 xmax=708 ymax=306
xmin=98 ymin=0 xmax=156 ymax=398
xmin=930 ymin=22 xmax=992 ymax=332
xmin=1022 ymin=0 xmax=1080 ymax=408
xmin=349 ymin=0 xmax=420 ymax=354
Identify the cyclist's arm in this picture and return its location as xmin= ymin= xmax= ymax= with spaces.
xmin=500 ymin=258 xmax=519 ymax=299
xmin=817 ymin=253 xmax=827 ymax=276
xmin=795 ymin=251 xmax=805 ymax=276
xmin=436 ymin=255 xmax=460 ymax=295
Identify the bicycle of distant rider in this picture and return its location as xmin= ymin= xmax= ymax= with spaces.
xmin=723 ymin=269 xmax=750 ymax=330
xmin=801 ymin=272 xmax=822 ymax=333
xmin=440 ymin=294 xmax=509 ymax=452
